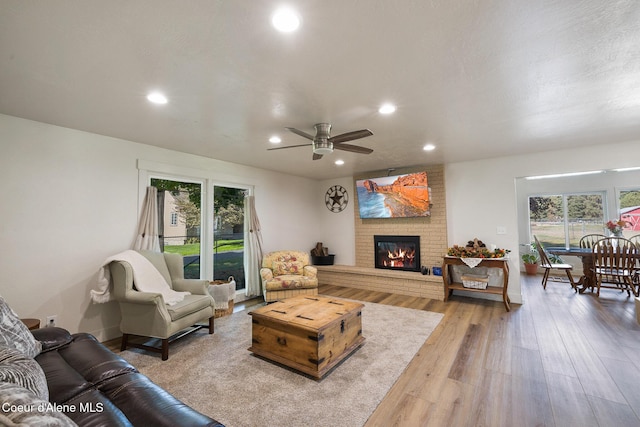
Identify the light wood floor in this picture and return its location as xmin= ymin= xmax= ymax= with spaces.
xmin=318 ymin=275 xmax=640 ymax=427
xmin=107 ymin=276 xmax=640 ymax=427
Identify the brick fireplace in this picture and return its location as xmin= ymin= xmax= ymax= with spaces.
xmin=356 ymin=164 xmax=447 ymax=272
xmin=316 ymin=164 xmax=447 ymax=300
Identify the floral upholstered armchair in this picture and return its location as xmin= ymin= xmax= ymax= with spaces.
xmin=260 ymin=250 xmax=319 ymax=302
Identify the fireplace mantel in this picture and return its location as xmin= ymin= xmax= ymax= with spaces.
xmin=315 ymin=265 xmax=444 ymax=301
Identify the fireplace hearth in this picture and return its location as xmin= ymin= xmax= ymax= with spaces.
xmin=374 ymin=235 xmax=421 ymax=272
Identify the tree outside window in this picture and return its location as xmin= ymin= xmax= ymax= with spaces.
xmin=529 ymin=193 xmax=605 ymax=248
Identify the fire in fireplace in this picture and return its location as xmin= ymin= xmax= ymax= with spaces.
xmin=374 ymin=235 xmax=421 ymax=272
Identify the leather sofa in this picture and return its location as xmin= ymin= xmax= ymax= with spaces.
xmin=32 ymin=326 xmax=224 ymax=426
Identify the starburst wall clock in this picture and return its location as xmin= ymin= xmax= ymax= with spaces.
xmin=325 ymin=185 xmax=348 ymax=213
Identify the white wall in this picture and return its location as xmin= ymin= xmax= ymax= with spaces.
xmin=0 ymin=114 xmax=321 ymax=341
xmin=317 ymin=176 xmax=357 ymax=265
xmin=445 ymin=140 xmax=640 ymax=304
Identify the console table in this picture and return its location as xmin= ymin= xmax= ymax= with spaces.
xmin=442 ymin=256 xmax=511 ymax=311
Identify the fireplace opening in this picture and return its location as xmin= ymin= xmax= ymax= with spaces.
xmin=374 ymin=235 xmax=421 ymax=272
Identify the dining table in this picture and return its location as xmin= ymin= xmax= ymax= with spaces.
xmin=545 ymin=247 xmax=595 ymax=293
xmin=547 ymin=245 xmax=640 ymax=295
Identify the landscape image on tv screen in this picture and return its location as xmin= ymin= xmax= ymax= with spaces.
xmin=356 ymin=171 xmax=431 ymax=219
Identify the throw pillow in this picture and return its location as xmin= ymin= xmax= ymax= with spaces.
xmin=272 ymin=260 xmax=304 ymax=276
xmin=0 ymin=345 xmax=48 ymax=401
xmin=0 ymin=296 xmax=42 ymax=358
xmin=0 ymin=382 xmax=77 ymax=426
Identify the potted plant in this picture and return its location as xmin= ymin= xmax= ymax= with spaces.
xmin=521 ymin=252 xmax=539 ymax=275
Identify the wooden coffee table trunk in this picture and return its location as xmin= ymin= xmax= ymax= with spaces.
xmin=248 ymin=295 xmax=365 ymax=379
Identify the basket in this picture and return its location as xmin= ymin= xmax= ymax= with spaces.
xmin=461 ymin=274 xmax=489 ymax=289
xmin=210 ymin=278 xmax=235 ymax=318
xmin=214 ymin=300 xmax=234 ymax=318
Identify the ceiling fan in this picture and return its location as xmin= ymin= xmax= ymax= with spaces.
xmin=268 ymin=123 xmax=374 ymax=160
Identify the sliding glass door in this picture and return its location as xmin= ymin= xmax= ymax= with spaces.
xmin=147 ymin=177 xmax=249 ymax=294
xmin=213 ymin=186 xmax=246 ymax=292
xmin=151 ymin=178 xmax=203 ymax=278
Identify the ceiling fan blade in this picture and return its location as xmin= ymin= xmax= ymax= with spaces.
xmin=313 ymin=153 xmax=323 ymax=160
xmin=267 ymin=143 xmax=312 ymax=151
xmin=333 ymin=143 xmax=374 ymax=154
xmin=329 ymin=129 xmax=373 ymax=144
xmin=286 ymin=127 xmax=315 ymax=140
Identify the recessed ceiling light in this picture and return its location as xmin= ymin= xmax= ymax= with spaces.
xmin=423 ymin=143 xmax=436 ymax=151
xmin=147 ymin=92 xmax=168 ymax=105
xmin=335 ymin=159 xmax=345 ymax=166
xmin=269 ymin=136 xmax=282 ymax=144
xmin=378 ymin=103 xmax=396 ymax=114
xmin=272 ymin=7 xmax=300 ymax=32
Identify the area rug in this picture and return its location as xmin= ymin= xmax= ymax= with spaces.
xmin=121 ymin=300 xmax=443 ymax=427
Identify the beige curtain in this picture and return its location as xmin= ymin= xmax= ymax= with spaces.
xmin=244 ymin=195 xmax=263 ymax=297
xmin=133 ymin=186 xmax=161 ymax=252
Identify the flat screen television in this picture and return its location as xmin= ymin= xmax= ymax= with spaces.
xmin=355 ymin=171 xmax=431 ymax=219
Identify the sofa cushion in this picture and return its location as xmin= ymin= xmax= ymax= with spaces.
xmin=0 ymin=382 xmax=77 ymax=426
xmin=0 ymin=345 xmax=49 ymax=401
xmin=63 ymin=388 xmax=132 ymax=426
xmin=35 ymin=349 xmax=94 ymax=405
xmin=166 ymin=294 xmax=214 ymax=321
xmin=0 ymin=295 xmax=42 ymax=358
xmin=272 ymin=260 xmax=305 ymax=276
xmin=56 ymin=333 xmax=137 ymax=385
xmin=138 ymin=250 xmax=173 ymax=287
xmin=98 ymin=371 xmax=220 ymax=427
xmin=262 ymin=251 xmax=310 ymax=268
xmin=264 ymin=275 xmax=319 ymax=291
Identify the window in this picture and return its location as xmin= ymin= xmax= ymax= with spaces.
xmin=529 ymin=192 xmax=605 ymax=248
xmin=170 ymin=212 xmax=178 ymax=226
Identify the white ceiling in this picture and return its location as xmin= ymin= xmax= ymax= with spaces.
xmin=2 ymin=1 xmax=640 ymax=180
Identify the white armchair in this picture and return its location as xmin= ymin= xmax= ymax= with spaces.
xmin=109 ymin=250 xmax=215 ymax=360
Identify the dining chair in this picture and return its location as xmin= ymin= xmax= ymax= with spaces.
xmin=533 ymin=235 xmax=577 ymax=291
xmin=628 ymin=235 xmax=640 ymax=287
xmin=591 ymin=237 xmax=639 ymax=297
xmin=579 ymin=233 xmax=606 ymax=249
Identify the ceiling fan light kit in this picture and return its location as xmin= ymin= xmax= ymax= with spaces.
xmin=268 ymin=122 xmax=374 ymax=160
xmin=313 ymin=140 xmax=333 ymax=155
